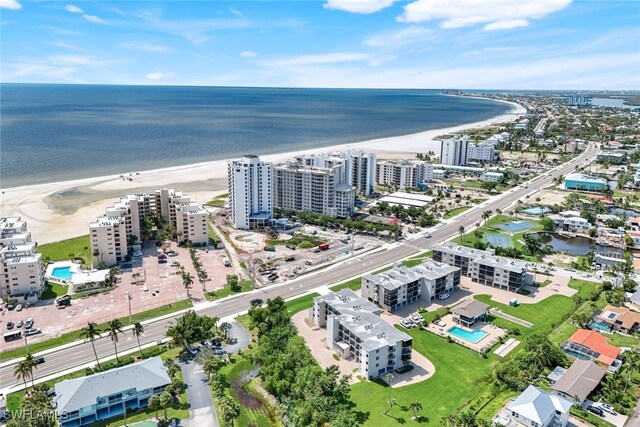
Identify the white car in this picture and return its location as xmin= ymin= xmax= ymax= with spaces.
xmin=598 ymin=403 xmax=617 ymax=415
xmin=399 ymin=320 xmax=413 ymax=328
xmin=424 ymin=233 xmax=432 ymax=238
xmin=410 ymin=314 xmax=422 ymax=323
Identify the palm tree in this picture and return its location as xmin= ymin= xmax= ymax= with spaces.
xmin=80 ymin=322 xmax=103 ymax=369
xmin=23 ymin=353 xmax=38 ymax=388
xmin=107 ymin=319 xmax=124 ymax=362
xmin=409 ymin=400 xmax=423 ymax=419
xmin=182 ymin=272 xmax=193 ymax=299
xmin=458 ymin=226 xmax=465 ymax=243
xmin=220 ymin=322 xmax=232 ymax=341
xmin=13 ymin=359 xmax=33 ymax=390
xmin=482 ymin=209 xmax=492 ymax=226
xmin=159 ymin=391 xmax=173 ymax=419
xmin=132 ymin=322 xmax=145 ymax=357
xmin=623 ymin=348 xmax=640 ymax=392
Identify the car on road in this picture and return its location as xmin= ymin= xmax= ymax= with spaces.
xmin=587 ymin=405 xmax=604 ymax=416
xmin=35 ymin=356 xmax=45 ymax=364
xmin=250 ymin=298 xmax=263 ymax=307
xmin=6 ymin=321 xmax=14 ymax=330
xmin=598 ymin=403 xmax=617 ymax=415
xmin=424 ymin=233 xmax=432 ymax=238
xmin=16 ymin=320 xmax=23 ymax=328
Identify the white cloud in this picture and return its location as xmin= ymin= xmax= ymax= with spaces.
xmin=229 ymin=8 xmax=243 ymax=17
xmin=145 ymin=71 xmax=175 ymax=81
xmin=82 ymin=14 xmax=107 ymax=24
xmin=269 ymin=52 xmax=372 ymax=67
xmin=47 ymin=42 xmax=81 ymax=51
xmin=240 ymin=51 xmax=257 ymax=58
xmin=364 ymin=26 xmax=433 ymax=48
xmin=483 ymin=19 xmax=529 ymax=31
xmin=64 ymin=4 xmax=84 ymax=14
xmin=0 ymin=0 xmax=21 ymax=10
xmin=117 ymin=41 xmax=172 ymax=53
xmin=324 ymin=0 xmax=399 ymax=14
xmin=399 ymin=0 xmax=571 ymax=31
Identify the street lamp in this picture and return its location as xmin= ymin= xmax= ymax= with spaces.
xmin=125 ymin=292 xmax=132 ymax=325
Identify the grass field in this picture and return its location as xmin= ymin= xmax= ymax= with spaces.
xmin=205 ymin=280 xmax=254 ymax=302
xmin=40 ymin=281 xmax=69 ymax=300
xmin=284 ymin=292 xmax=320 ymax=315
xmin=0 ymin=300 xmax=192 ymax=362
xmin=443 ymin=206 xmax=472 ymax=219
xmin=38 ymin=235 xmax=92 ymax=266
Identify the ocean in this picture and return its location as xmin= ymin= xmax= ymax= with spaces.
xmin=0 ymin=84 xmax=510 ymax=188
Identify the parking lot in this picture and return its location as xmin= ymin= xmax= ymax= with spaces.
xmin=1 ymin=240 xmax=237 ymax=351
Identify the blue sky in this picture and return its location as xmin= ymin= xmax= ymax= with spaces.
xmin=1 ymin=0 xmax=638 ymax=89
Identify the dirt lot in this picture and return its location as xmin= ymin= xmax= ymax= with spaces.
xmin=1 ymin=240 xmax=236 ymax=350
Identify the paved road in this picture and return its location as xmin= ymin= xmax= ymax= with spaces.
xmin=180 ymin=360 xmax=219 ymax=427
xmin=0 ymin=142 xmax=598 ymax=392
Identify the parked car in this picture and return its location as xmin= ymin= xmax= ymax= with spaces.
xmin=212 ymin=339 xmax=222 ymax=347
xmin=6 ymin=321 xmax=14 ymax=330
xmin=587 ymin=406 xmax=604 ymax=416
xmin=167 ymin=251 xmax=178 ymax=257
xmin=26 ymin=328 xmax=42 ymax=336
xmin=188 ymin=347 xmax=199 ymax=356
xmin=410 ymin=314 xmax=422 ymax=323
xmin=35 ymin=356 xmax=45 ymax=364
xmin=598 ymin=403 xmax=617 ymax=415
xmin=158 ymin=258 xmax=168 ymax=264
xmin=16 ymin=304 xmax=23 ymax=312
xmin=170 ymin=261 xmax=180 ymax=267
xmin=25 ymin=318 xmax=34 ymax=328
xmin=16 ymin=320 xmax=23 ymax=328
xmin=157 ymin=254 xmax=167 ymax=260
xmin=7 ymin=304 xmax=14 ymax=311
xmin=399 ymin=319 xmax=413 ymax=328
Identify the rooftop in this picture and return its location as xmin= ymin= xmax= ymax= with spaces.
xmin=313 ymin=289 xmax=380 ymax=315
xmin=363 ymin=260 xmax=459 ymax=291
xmin=452 ymin=299 xmax=489 ymax=319
xmin=596 ymin=305 xmax=640 ymax=330
xmin=336 ymin=310 xmax=412 ymax=351
xmin=551 ymin=359 xmax=606 ymax=402
xmin=567 ymin=329 xmax=621 ymax=365
xmin=564 ymin=172 xmax=608 ymax=185
xmin=507 ymin=385 xmax=572 ymax=425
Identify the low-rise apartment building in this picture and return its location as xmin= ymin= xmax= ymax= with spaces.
xmin=90 ymin=189 xmax=208 ymax=267
xmin=432 ymin=243 xmax=530 ymax=292
xmin=0 ymin=217 xmax=45 ymax=302
xmin=361 ymin=260 xmax=460 ymax=312
xmin=482 ymin=171 xmax=503 ymax=183
xmin=309 ymin=289 xmax=413 ymax=379
xmin=467 ymin=143 xmax=496 ymax=163
xmin=55 ymin=357 xmax=171 ymax=427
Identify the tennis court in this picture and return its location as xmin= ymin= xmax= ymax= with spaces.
xmin=485 ymin=234 xmax=512 ymax=248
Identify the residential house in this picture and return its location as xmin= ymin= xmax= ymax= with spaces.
xmin=506 ymin=385 xmax=572 ymax=427
xmin=551 ymin=359 xmax=606 ymax=404
xmin=561 ymin=329 xmax=622 ymax=371
xmin=54 ymin=357 xmax=171 ymax=427
xmin=592 ymin=305 xmax=640 ymax=335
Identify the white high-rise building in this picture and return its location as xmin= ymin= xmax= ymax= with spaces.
xmin=0 ymin=217 xmax=45 ymax=302
xmin=274 ymin=160 xmax=355 ymax=217
xmin=467 ymin=143 xmax=496 ymax=163
xmin=295 ymin=150 xmax=376 ymax=196
xmin=376 ymin=160 xmax=434 ymax=189
xmin=90 ymin=189 xmax=209 ymax=266
xmin=440 ymin=135 xmax=470 ymax=166
xmin=228 ymin=155 xmax=273 ymax=230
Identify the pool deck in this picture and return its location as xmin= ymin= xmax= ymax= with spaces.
xmin=424 ymin=313 xmax=506 ymax=353
xmin=44 ymin=260 xmax=109 ymax=291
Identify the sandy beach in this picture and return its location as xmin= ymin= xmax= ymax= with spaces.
xmin=0 ymin=98 xmax=525 ymax=244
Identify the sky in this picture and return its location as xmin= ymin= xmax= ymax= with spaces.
xmin=1 ymin=0 xmax=639 ymax=89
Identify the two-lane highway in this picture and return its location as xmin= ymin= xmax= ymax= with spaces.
xmin=0 ymin=142 xmax=598 ymax=392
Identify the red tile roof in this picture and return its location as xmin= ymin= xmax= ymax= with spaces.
xmin=568 ymin=329 xmax=621 ymax=365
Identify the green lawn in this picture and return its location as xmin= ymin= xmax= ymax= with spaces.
xmin=204 ymin=193 xmax=228 ymax=207
xmin=40 ymin=281 xmax=69 ymax=300
xmin=443 ymin=206 xmax=472 ymax=219
xmin=205 ymin=280 xmax=254 ymax=302
xmin=285 ymin=292 xmax=320 ymax=315
xmin=0 ymin=300 xmax=192 ymax=362
xmin=38 ymin=235 xmax=92 ymax=266
xmin=207 ymin=219 xmax=221 ymax=245
xmin=350 ymin=329 xmax=499 ymax=425
xmin=266 ymin=233 xmax=326 ymax=248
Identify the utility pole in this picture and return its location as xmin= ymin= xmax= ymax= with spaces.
xmin=23 ymin=326 xmax=30 ymax=355
xmin=126 ymin=292 xmax=132 ymax=325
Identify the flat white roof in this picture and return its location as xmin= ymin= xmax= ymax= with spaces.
xmin=377 ymin=197 xmax=428 ymax=207
xmin=387 ymin=192 xmax=435 ymax=202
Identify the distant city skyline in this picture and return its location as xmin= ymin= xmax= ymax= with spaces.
xmin=1 ymin=0 xmax=638 ymax=89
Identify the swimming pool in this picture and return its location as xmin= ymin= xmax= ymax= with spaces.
xmin=499 ymin=221 xmax=535 ymax=232
xmin=51 ymin=266 xmax=73 ymax=280
xmin=521 ymin=207 xmax=550 ymax=215
xmin=448 ymin=326 xmax=488 ymax=344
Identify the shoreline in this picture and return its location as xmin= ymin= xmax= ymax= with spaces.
xmin=0 ymin=98 xmax=525 ymax=244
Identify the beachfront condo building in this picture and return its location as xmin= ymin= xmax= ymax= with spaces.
xmin=274 ymin=160 xmax=356 ymax=218
xmin=0 ymin=217 xmax=45 ymax=302
xmin=467 ymin=143 xmax=496 ymax=163
xmin=433 ymin=243 xmax=530 ymax=292
xmin=376 ymin=160 xmax=434 ymax=190
xmin=90 ymin=189 xmax=208 ymax=266
xmin=228 ymin=155 xmax=273 ymax=230
xmin=361 ymin=259 xmax=460 ymax=312
xmin=309 ymin=289 xmax=413 ymax=379
xmin=440 ymin=134 xmax=470 ymax=166
xmin=294 ymin=150 xmax=376 ymax=196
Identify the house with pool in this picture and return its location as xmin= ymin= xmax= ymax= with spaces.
xmin=451 ymin=299 xmax=489 ymax=327
xmin=563 ymin=172 xmax=609 ymax=193
xmin=561 ymin=329 xmax=622 ymax=371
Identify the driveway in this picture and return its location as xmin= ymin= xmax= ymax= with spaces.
xmin=583 ymin=400 xmax=629 ymax=427
xmin=180 ymin=359 xmax=219 ymax=427
xmin=220 ymin=322 xmax=250 ymax=355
